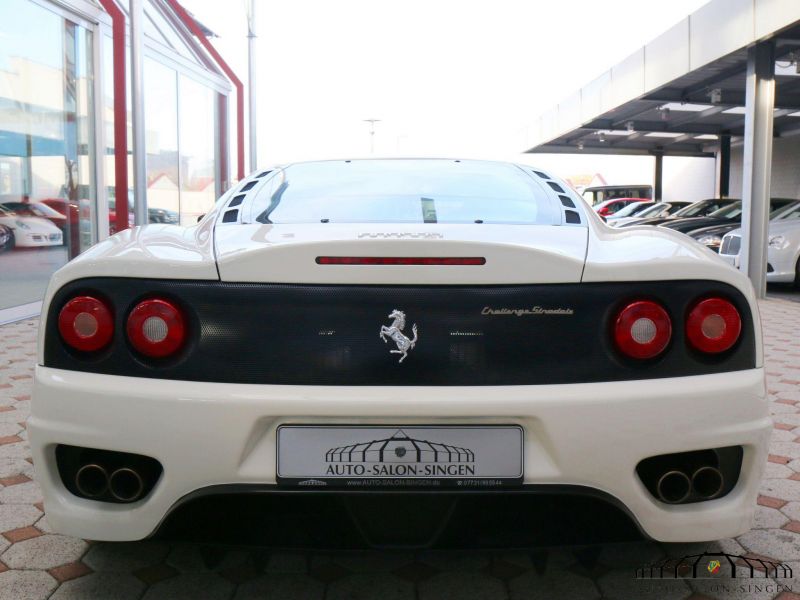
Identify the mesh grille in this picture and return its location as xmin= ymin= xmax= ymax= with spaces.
xmin=720 ymin=235 xmax=741 ymax=255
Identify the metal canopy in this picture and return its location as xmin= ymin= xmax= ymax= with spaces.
xmin=524 ymin=1 xmax=800 ymax=158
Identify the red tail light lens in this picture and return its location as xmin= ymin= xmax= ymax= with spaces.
xmin=614 ymin=300 xmax=672 ymax=359
xmin=686 ymin=297 xmax=741 ymax=354
xmin=126 ymin=299 xmax=186 ymax=358
xmin=58 ymin=296 xmax=114 ymax=352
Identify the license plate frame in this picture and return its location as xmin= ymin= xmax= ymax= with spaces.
xmin=277 ymin=424 xmax=524 ymax=489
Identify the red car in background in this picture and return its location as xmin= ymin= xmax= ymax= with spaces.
xmin=593 ymin=197 xmax=652 ymax=218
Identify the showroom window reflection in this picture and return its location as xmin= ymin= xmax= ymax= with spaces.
xmin=0 ymin=0 xmax=95 ymax=310
xmin=142 ymin=62 xmax=218 ymax=226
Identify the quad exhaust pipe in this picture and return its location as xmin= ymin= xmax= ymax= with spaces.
xmin=74 ymin=464 xmax=145 ymax=502
xmin=656 ymin=466 xmax=725 ymax=503
xmin=108 ymin=468 xmax=145 ymax=502
xmin=74 ymin=464 xmax=109 ymax=498
xmin=656 ymin=470 xmax=691 ymax=504
xmin=691 ymin=466 xmax=724 ymax=500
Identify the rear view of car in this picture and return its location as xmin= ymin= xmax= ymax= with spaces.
xmin=30 ymin=159 xmax=769 ymax=547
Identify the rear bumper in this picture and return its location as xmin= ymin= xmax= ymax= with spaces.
xmin=29 ymin=366 xmax=770 ymax=543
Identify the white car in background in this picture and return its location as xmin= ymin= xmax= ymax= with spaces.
xmin=720 ymin=202 xmax=800 ymax=284
xmin=30 ymin=159 xmax=769 ymax=546
xmin=0 ymin=205 xmax=63 ymax=251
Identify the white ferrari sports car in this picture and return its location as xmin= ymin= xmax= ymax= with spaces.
xmin=30 ymin=159 xmax=769 ymax=546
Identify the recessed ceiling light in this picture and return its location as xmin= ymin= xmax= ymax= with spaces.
xmin=645 ymin=132 xmax=684 ymax=138
xmin=695 ymin=134 xmax=719 ymax=140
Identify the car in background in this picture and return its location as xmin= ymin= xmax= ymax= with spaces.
xmin=148 ymin=207 xmax=179 ymax=224
xmin=660 ymin=198 xmax=796 ymax=236
xmin=604 ymin=200 xmax=659 ymax=224
xmin=40 ymin=198 xmax=85 ymax=254
xmin=618 ymin=198 xmax=738 ymax=228
xmin=107 ymin=191 xmax=179 ymax=230
xmin=0 ymin=205 xmax=63 ymax=250
xmin=609 ymin=201 xmax=692 ymax=227
xmin=689 ymin=200 xmax=800 ymax=252
xmin=594 ymin=197 xmax=651 ymax=218
xmin=582 ymin=184 xmax=652 ymax=206
xmin=0 ymin=200 xmax=69 ymax=243
xmin=720 ymin=202 xmax=800 ymax=284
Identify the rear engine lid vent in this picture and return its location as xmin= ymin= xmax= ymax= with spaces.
xmin=228 ymin=194 xmax=246 ymax=207
xmin=547 ymin=181 xmax=565 ymax=194
xmin=559 ymin=195 xmax=576 ymax=208
xmin=222 ymin=209 xmax=239 ymax=223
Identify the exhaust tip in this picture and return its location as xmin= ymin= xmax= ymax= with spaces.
xmin=109 ymin=468 xmax=145 ymax=502
xmin=75 ymin=464 xmax=109 ymax=498
xmin=692 ymin=466 xmax=724 ymax=499
xmin=656 ymin=470 xmax=691 ymax=504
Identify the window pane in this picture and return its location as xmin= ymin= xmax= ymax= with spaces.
xmin=178 ymin=75 xmax=216 ymax=225
xmin=0 ymin=0 xmax=94 ymax=310
xmin=144 ymin=58 xmax=179 ymax=225
xmin=252 ymin=160 xmax=562 ymax=225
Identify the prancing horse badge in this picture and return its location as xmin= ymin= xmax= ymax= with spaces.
xmin=379 ymin=309 xmax=418 ymax=363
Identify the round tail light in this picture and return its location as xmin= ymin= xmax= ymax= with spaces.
xmin=126 ymin=299 xmax=186 ymax=358
xmin=58 ymin=296 xmax=114 ymax=352
xmin=686 ymin=297 xmax=741 ymax=354
xmin=614 ymin=300 xmax=672 ymax=359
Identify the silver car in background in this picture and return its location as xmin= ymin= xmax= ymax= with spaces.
xmin=607 ymin=201 xmax=691 ymax=227
xmin=719 ymin=202 xmax=800 ymax=284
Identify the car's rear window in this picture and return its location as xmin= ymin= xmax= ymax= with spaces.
xmin=249 ymin=159 xmax=563 ymax=225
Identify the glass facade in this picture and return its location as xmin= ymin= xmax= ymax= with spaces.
xmin=145 ymin=57 xmax=179 ymax=224
xmin=178 ymin=75 xmax=216 ymax=225
xmin=0 ymin=0 xmax=95 ymax=311
xmin=0 ymin=0 xmax=231 ymax=317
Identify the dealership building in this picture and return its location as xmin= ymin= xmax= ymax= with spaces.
xmin=0 ymin=0 xmax=242 ymax=323
xmin=526 ymin=0 xmax=800 ymax=298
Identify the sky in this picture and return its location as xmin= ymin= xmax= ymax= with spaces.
xmin=181 ymin=0 xmax=712 ymax=182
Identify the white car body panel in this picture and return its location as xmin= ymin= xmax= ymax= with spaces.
xmin=215 ymin=223 xmax=588 ymax=284
xmin=30 ymin=160 xmax=768 ymax=544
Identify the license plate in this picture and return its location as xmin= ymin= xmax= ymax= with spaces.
xmin=277 ymin=425 xmax=523 ymax=488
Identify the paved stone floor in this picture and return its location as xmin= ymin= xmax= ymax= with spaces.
xmin=0 ymin=297 xmax=799 ymax=599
